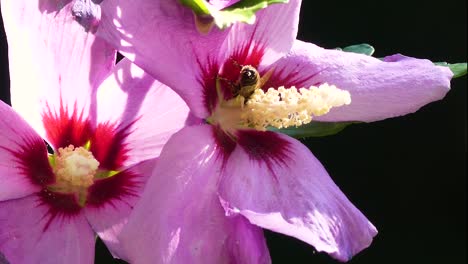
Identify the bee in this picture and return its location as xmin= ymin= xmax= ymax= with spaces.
xmin=230 ymin=64 xmax=273 ymax=100
xmin=235 ymin=65 xmax=261 ymax=98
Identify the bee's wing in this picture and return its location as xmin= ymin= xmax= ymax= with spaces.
xmin=259 ymin=68 xmax=275 ymax=88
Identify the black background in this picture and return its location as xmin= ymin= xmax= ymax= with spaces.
xmin=0 ymin=1 xmax=466 ymax=263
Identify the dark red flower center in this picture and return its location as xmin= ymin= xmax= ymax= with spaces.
xmin=7 ymin=102 xmax=142 ymax=230
xmin=199 ymin=38 xmax=295 ymax=169
xmin=199 ymin=40 xmax=267 ymax=115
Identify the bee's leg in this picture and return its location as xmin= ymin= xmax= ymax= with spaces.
xmin=215 ymin=77 xmax=224 ymax=103
xmin=232 ymin=85 xmax=240 ymax=97
xmin=239 ymin=95 xmax=245 ymax=109
xmin=216 ymin=75 xmax=239 ymax=96
xmin=229 ymin=57 xmax=242 ymax=69
xmin=216 ymin=75 xmax=231 ymax=84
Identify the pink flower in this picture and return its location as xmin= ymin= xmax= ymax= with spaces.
xmin=0 ymin=1 xmax=189 ymax=263
xmin=97 ymin=0 xmax=453 ymax=263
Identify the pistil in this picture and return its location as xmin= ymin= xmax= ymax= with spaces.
xmin=243 ymin=84 xmax=351 ymax=130
xmin=209 ymin=83 xmax=351 ymax=133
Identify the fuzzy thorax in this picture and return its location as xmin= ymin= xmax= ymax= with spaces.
xmin=209 ymin=83 xmax=351 ymax=132
xmin=50 ymin=145 xmax=99 ymax=197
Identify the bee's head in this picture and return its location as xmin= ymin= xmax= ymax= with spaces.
xmin=240 ymin=66 xmax=259 ymax=86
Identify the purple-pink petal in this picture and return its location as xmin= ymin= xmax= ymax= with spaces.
xmin=98 ymin=0 xmax=229 ymax=118
xmin=84 ymin=159 xmax=155 ymax=260
xmin=218 ymin=130 xmax=377 ymax=261
xmin=220 ymin=0 xmax=301 ymax=67
xmin=221 ymin=215 xmax=271 ymax=264
xmin=118 ymin=125 xmax=270 ymax=264
xmin=0 ymin=195 xmax=94 ymax=264
xmin=0 ymin=101 xmax=45 ymax=201
xmin=95 ymin=58 xmax=190 ymax=168
xmin=1 ymin=0 xmax=115 ymax=138
xmin=267 ymin=40 xmax=452 ymax=122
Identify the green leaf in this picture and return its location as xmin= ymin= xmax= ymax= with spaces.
xmin=179 ymin=0 xmax=211 ymax=15
xmin=434 ymin=62 xmax=467 ymax=78
xmin=269 ymin=121 xmax=356 ymax=138
xmin=180 ymin=0 xmax=288 ymax=32
xmin=214 ymin=0 xmax=288 ymax=29
xmin=342 ymin=44 xmax=375 ymax=56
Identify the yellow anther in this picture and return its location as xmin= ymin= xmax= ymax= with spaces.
xmin=51 ymin=145 xmax=99 ymax=194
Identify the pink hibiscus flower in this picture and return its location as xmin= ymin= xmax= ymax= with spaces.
xmin=0 ymin=1 xmax=189 ymax=263
xmin=96 ymin=0 xmax=453 ymax=263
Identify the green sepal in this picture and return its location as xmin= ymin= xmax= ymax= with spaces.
xmin=434 ymin=62 xmax=467 ymax=78
xmin=214 ymin=0 xmax=288 ymax=29
xmin=83 ymin=140 xmax=91 ymax=150
xmin=268 ymin=121 xmax=357 ymax=138
xmin=180 ymin=0 xmax=287 ymax=31
xmin=341 ymin=43 xmax=375 ymax=56
xmin=48 ymin=154 xmax=56 ymax=167
xmin=179 ymin=0 xmax=211 ymax=15
xmin=94 ymin=170 xmax=119 ymax=179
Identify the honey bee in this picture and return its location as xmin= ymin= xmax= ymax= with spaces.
xmin=232 ymin=65 xmax=273 ymax=100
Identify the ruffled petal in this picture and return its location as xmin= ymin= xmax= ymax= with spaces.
xmin=1 ymin=0 xmax=115 ymax=137
xmin=118 ymin=125 xmax=270 ymax=264
xmin=218 ymin=130 xmax=377 ymax=261
xmin=95 ymin=58 xmax=190 ymax=168
xmin=220 ymin=0 xmax=301 ymax=67
xmin=98 ymin=0 xmax=229 ymax=118
xmin=0 ymin=195 xmax=94 ymax=264
xmin=0 ymin=101 xmax=50 ymax=201
xmin=265 ymin=40 xmax=452 ymax=122
xmin=84 ymin=158 xmax=155 ymax=260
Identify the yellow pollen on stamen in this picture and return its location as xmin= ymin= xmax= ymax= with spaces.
xmin=51 ymin=145 xmax=99 ymax=194
xmin=241 ymin=84 xmax=351 ymax=130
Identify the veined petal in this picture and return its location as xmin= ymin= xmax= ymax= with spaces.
xmin=1 ymin=0 xmax=115 ymax=137
xmin=95 ymin=58 xmax=190 ymax=168
xmin=219 ymin=130 xmax=377 ymax=261
xmin=0 ymin=101 xmax=50 ymax=201
xmin=0 ymin=195 xmax=94 ymax=264
xmin=223 ymin=215 xmax=271 ymax=264
xmin=84 ymin=158 xmax=155 ymax=260
xmin=98 ymin=0 xmax=229 ymax=118
xmin=118 ymin=125 xmax=270 ymax=264
xmin=266 ymin=40 xmax=452 ymax=122
xmin=220 ymin=0 xmax=301 ymax=67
